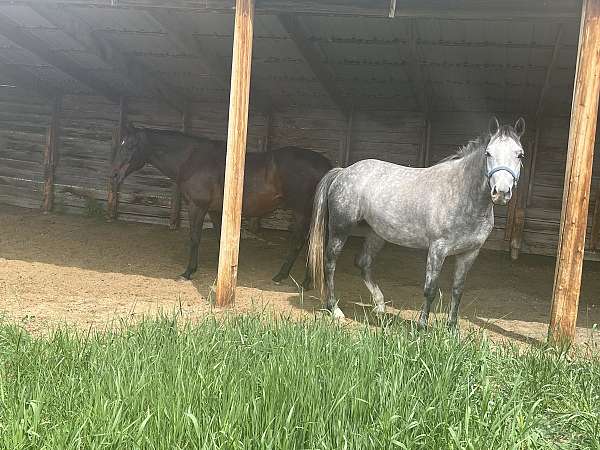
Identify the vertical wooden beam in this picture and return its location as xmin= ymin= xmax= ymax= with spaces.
xmin=339 ymin=108 xmax=354 ymax=167
xmin=169 ymin=106 xmax=190 ymax=230
xmin=506 ymin=130 xmax=539 ymax=259
xmin=249 ymin=111 xmax=272 ymax=233
xmin=259 ymin=111 xmax=272 ymax=152
xmin=41 ymin=96 xmax=61 ymax=213
xmin=549 ymin=0 xmax=600 ymax=343
xmin=215 ymin=0 xmax=255 ymax=307
xmin=106 ymin=96 xmax=127 ymax=221
xmin=590 ymin=186 xmax=600 ymax=250
xmin=419 ymin=119 xmax=432 ymax=167
xmin=526 ymin=126 xmax=541 ymax=208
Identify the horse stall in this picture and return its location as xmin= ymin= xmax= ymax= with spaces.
xmin=0 ymin=0 xmax=599 ymax=344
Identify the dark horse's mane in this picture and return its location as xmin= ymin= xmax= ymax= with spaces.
xmin=436 ymin=124 xmax=519 ymax=166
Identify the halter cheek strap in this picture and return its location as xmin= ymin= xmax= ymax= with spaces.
xmin=487 ymin=166 xmax=519 ymax=185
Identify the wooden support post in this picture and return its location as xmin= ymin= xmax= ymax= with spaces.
xmin=549 ymin=0 xmax=600 ymax=343
xmin=41 ymin=96 xmax=61 ymax=213
xmin=259 ymin=111 xmax=272 ymax=152
xmin=339 ymin=108 xmax=354 ymax=167
xmin=106 ymin=97 xmax=127 ymax=221
xmin=506 ymin=128 xmax=541 ymax=258
xmin=215 ymin=0 xmax=255 ymax=307
xmin=419 ymin=119 xmax=432 ymax=167
xmin=526 ymin=127 xmax=541 ymax=208
xmin=510 ymin=209 xmax=526 ymax=260
xmin=590 ymin=187 xmax=600 ymax=250
xmin=169 ymin=106 xmax=190 ymax=230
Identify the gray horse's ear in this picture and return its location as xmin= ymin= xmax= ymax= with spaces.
xmin=489 ymin=116 xmax=500 ymax=136
xmin=514 ymin=117 xmax=526 ymax=138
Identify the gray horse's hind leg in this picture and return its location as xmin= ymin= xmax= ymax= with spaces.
xmin=418 ymin=242 xmax=447 ymax=328
xmin=448 ymin=249 xmax=480 ymax=328
xmin=324 ymin=226 xmax=352 ymax=319
xmin=355 ymin=231 xmax=386 ymax=315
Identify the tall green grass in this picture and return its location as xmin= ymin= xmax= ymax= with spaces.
xmin=0 ymin=315 xmax=598 ymax=449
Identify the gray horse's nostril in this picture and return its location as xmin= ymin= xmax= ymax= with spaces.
xmin=492 ymin=186 xmax=498 ymax=195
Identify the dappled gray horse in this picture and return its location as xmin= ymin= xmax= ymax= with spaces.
xmin=308 ymin=117 xmax=525 ymax=327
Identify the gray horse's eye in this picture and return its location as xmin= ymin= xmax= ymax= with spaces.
xmin=485 ymin=151 xmax=491 ymax=157
xmin=517 ymin=153 xmax=524 ymax=159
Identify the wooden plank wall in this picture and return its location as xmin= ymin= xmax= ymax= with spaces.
xmin=0 ymin=88 xmax=51 ymax=209
xmin=53 ymin=95 xmax=119 ymax=216
xmin=2 ymin=88 xmax=599 ymax=260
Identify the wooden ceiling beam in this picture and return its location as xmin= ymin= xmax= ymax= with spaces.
xmin=278 ymin=14 xmax=349 ymax=114
xmin=31 ymin=5 xmax=188 ymax=112
xmin=0 ymin=11 xmax=121 ymax=102
xmin=147 ymin=9 xmax=272 ymax=112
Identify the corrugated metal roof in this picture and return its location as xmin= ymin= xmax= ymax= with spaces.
xmin=0 ymin=3 xmax=581 ymax=114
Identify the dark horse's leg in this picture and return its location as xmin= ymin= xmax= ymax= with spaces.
xmin=448 ymin=249 xmax=479 ymax=329
xmin=355 ymin=230 xmax=386 ymax=315
xmin=418 ymin=242 xmax=447 ymax=328
xmin=180 ymin=202 xmax=209 ymax=280
xmin=272 ymin=212 xmax=310 ymax=287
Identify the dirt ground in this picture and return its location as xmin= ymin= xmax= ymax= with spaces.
xmin=1 ymin=205 xmax=599 ymax=347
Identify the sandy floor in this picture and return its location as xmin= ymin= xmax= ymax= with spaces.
xmin=1 ymin=205 xmax=599 ymax=347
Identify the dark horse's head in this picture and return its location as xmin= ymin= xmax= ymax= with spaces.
xmin=485 ymin=116 xmax=526 ymax=205
xmin=111 ymin=123 xmax=148 ymax=187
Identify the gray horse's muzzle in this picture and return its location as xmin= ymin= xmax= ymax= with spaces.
xmin=488 ymin=166 xmax=518 ymax=205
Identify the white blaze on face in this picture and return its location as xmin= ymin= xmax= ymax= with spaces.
xmin=486 ymin=135 xmax=523 ymax=203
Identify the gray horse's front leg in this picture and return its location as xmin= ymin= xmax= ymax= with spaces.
xmin=418 ymin=242 xmax=447 ymax=328
xmin=448 ymin=249 xmax=480 ymax=329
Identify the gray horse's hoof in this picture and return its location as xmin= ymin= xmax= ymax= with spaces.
xmin=373 ymin=304 xmax=386 ymax=316
xmin=178 ymin=274 xmax=192 ymax=282
xmin=416 ymin=320 xmax=428 ymax=331
xmin=332 ymin=307 xmax=346 ymax=320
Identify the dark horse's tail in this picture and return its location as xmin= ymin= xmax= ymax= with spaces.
xmin=307 ymin=167 xmax=343 ymax=298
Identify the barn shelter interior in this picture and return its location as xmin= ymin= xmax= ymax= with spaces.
xmin=0 ymin=0 xmax=599 ymax=344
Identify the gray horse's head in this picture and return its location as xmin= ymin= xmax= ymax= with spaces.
xmin=485 ymin=116 xmax=525 ymax=205
xmin=111 ymin=123 xmax=148 ymax=187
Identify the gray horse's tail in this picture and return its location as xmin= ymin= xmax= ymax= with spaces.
xmin=308 ymin=167 xmax=343 ymax=298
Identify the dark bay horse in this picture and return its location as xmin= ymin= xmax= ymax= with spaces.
xmin=112 ymin=125 xmax=332 ymax=286
xmin=308 ymin=117 xmax=525 ymax=327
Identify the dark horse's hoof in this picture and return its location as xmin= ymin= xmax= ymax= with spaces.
xmin=272 ymin=273 xmax=287 ymax=284
xmin=178 ymin=273 xmax=192 ymax=282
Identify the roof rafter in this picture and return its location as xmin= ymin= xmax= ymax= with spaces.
xmin=0 ymin=1 xmax=581 ymax=21
xmin=535 ymin=24 xmax=564 ymax=119
xmin=278 ymin=14 xmax=349 ymax=115
xmin=30 ymin=4 xmax=188 ymax=112
xmin=147 ymin=9 xmax=272 ymax=112
xmin=0 ymin=11 xmax=121 ymax=102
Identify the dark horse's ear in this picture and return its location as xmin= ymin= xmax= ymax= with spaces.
xmin=514 ymin=117 xmax=526 ymax=138
xmin=125 ymin=121 xmax=136 ymax=136
xmin=489 ymin=116 xmax=500 ymax=136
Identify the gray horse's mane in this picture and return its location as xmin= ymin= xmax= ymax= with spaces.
xmin=436 ymin=125 xmax=519 ymax=166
